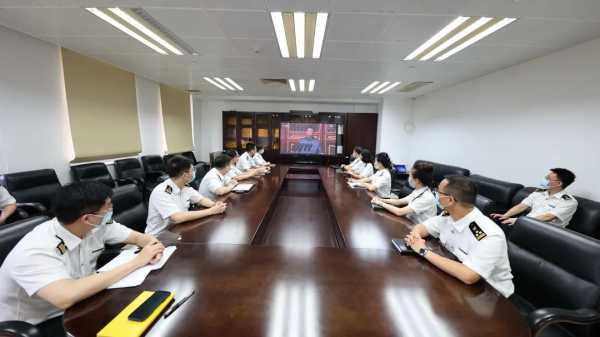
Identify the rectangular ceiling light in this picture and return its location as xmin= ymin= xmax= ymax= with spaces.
xmin=86 ymin=8 xmax=167 ymax=55
xmin=86 ymin=7 xmax=193 ymax=56
xmin=204 ymin=77 xmax=244 ymax=91
xmin=308 ymin=79 xmax=315 ymax=92
xmin=108 ymin=8 xmax=183 ymax=55
xmin=299 ymin=79 xmax=305 ymax=92
xmin=289 ymin=79 xmax=296 ymax=92
xmin=404 ymin=16 xmax=517 ymax=61
xmin=361 ymin=81 xmax=401 ymax=95
xmin=271 ymin=11 xmax=328 ymax=59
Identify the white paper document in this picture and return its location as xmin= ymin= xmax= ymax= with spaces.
xmin=233 ymin=183 xmax=254 ymax=192
xmin=348 ymin=182 xmax=366 ymax=189
xmin=98 ymin=246 xmax=177 ymax=289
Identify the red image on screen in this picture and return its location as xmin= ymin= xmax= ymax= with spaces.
xmin=280 ymin=123 xmax=337 ymax=155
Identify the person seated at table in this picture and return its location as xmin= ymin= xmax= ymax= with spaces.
xmin=0 ymin=185 xmax=17 ymax=225
xmin=341 ymin=146 xmax=363 ymax=172
xmin=252 ymin=146 xmax=273 ymax=168
xmin=490 ymin=168 xmax=578 ymax=228
xmin=224 ymin=150 xmax=265 ymax=184
xmin=0 ymin=181 xmax=166 ymax=337
xmin=349 ymin=152 xmax=393 ymax=198
xmin=145 ymin=155 xmax=227 ymax=235
xmin=199 ymin=153 xmax=238 ymax=200
xmin=348 ymin=148 xmax=374 ymax=179
xmin=371 ymin=161 xmax=437 ymax=223
xmin=405 ymin=175 xmax=514 ymax=298
xmin=237 ymin=142 xmax=260 ymax=172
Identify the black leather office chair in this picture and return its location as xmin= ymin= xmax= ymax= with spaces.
xmin=413 ymin=160 xmax=470 ymax=187
xmin=71 ymin=163 xmax=116 ymax=188
xmin=114 ymin=158 xmax=145 ymax=183
xmin=568 ymin=197 xmax=600 ymax=239
xmin=180 ymin=151 xmax=198 ymax=165
xmin=0 ymin=216 xmax=48 ymax=265
xmin=474 ymin=194 xmax=497 ymax=216
xmin=1 ymin=169 xmax=61 ymax=220
xmin=511 ymin=187 xmax=538 ymax=206
xmin=112 ymin=184 xmax=147 ymax=233
xmin=470 ymin=174 xmax=523 ymax=214
xmin=189 ymin=162 xmax=210 ymax=190
xmin=141 ymin=155 xmax=167 ymax=185
xmin=0 ymin=320 xmax=44 ymax=337
xmin=508 ymin=217 xmax=600 ymax=337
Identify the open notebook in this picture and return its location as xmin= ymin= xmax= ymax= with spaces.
xmin=97 ymin=246 xmax=177 ymax=289
xmin=233 ymin=183 xmax=254 ymax=192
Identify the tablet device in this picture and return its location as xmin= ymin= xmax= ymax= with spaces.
xmin=391 ymin=238 xmax=416 ymax=255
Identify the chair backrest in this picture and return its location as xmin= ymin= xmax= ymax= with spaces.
xmin=1 ymin=169 xmax=61 ymax=210
xmin=209 ymin=151 xmax=222 ymax=167
xmin=413 ymin=160 xmax=470 ymax=187
xmin=162 ymin=154 xmax=176 ymax=166
xmin=569 ymin=196 xmax=600 ymax=239
xmin=0 ymin=216 xmax=49 ymax=265
xmin=71 ymin=163 xmax=115 ymax=188
xmin=508 ymin=217 xmax=600 ymax=337
xmin=141 ymin=155 xmax=165 ymax=173
xmin=114 ymin=158 xmax=145 ymax=181
xmin=470 ymin=174 xmax=524 ymax=213
xmin=511 ymin=187 xmax=537 ymax=206
xmin=475 ymin=194 xmax=499 ymax=216
xmin=112 ymin=185 xmax=147 ymax=233
xmin=189 ymin=162 xmax=211 ymax=190
xmin=180 ymin=151 xmax=197 ymax=165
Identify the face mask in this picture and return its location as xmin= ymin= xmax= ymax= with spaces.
xmin=408 ymin=176 xmax=416 ymax=189
xmin=89 ymin=208 xmax=113 ymax=231
xmin=189 ymin=169 xmax=196 ymax=183
xmin=539 ymin=178 xmax=550 ymax=189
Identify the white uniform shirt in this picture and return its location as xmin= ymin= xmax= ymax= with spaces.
xmin=423 ymin=208 xmax=514 ymax=298
xmin=400 ymin=187 xmax=437 ymax=224
xmin=521 ymin=190 xmax=578 ymax=228
xmin=371 ymin=169 xmax=392 ymax=198
xmin=225 ymin=165 xmax=243 ymax=184
xmin=253 ymin=152 xmax=267 ymax=166
xmin=0 ymin=217 xmax=131 ymax=324
xmin=348 ymin=158 xmax=361 ymax=170
xmin=146 ymin=179 xmax=205 ymax=235
xmin=237 ymin=152 xmax=255 ymax=172
xmin=0 ymin=186 xmax=16 ymax=208
xmin=352 ymin=160 xmax=366 ymax=173
xmin=358 ymin=162 xmax=374 ymax=178
xmin=198 ymin=168 xmax=226 ymax=200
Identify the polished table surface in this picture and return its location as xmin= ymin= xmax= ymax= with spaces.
xmin=64 ymin=165 xmax=530 ymax=337
xmin=64 ymin=244 xmax=529 ymax=337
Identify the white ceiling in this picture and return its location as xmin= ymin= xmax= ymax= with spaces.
xmin=1 ymin=0 xmax=600 ymax=99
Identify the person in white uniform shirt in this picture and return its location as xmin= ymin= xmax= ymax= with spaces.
xmin=405 ymin=175 xmax=514 ymax=298
xmin=348 ymin=148 xmax=374 ymax=179
xmin=146 ymin=155 xmax=227 ymax=235
xmin=224 ymin=150 xmax=264 ymax=184
xmin=198 ymin=153 xmax=238 ymax=200
xmin=0 ymin=182 xmax=165 ymax=336
xmin=350 ymin=152 xmax=393 ymax=198
xmin=372 ymin=161 xmax=437 ymax=224
xmin=0 ymin=185 xmax=17 ymax=225
xmin=253 ymin=146 xmax=273 ymax=168
xmin=341 ymin=146 xmax=363 ymax=172
xmin=491 ymin=168 xmax=578 ymax=228
xmin=237 ymin=142 xmax=260 ymax=172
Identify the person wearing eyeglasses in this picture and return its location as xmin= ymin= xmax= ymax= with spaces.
xmin=371 ymin=161 xmax=437 ymax=223
xmin=405 ymin=175 xmax=514 ymax=298
xmin=0 ymin=182 xmax=165 ymax=337
xmin=490 ymin=168 xmax=578 ymax=228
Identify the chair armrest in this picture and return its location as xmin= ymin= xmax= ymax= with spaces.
xmin=528 ymin=307 xmax=600 ymax=336
xmin=0 ymin=320 xmax=45 ymax=337
xmin=16 ymin=203 xmax=47 ymax=214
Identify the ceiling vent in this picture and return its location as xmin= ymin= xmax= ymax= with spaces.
xmin=398 ymin=81 xmax=434 ymax=92
xmin=261 ymin=78 xmax=289 ymax=86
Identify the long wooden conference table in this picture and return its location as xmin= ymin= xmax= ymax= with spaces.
xmin=64 ymin=165 xmax=530 ymax=337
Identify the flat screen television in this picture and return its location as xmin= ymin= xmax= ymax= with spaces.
xmin=280 ymin=122 xmax=337 ymax=155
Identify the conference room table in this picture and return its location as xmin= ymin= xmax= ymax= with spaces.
xmin=64 ymin=165 xmax=530 ymax=337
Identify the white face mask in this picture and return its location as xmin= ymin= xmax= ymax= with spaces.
xmin=408 ymin=175 xmax=416 ymax=189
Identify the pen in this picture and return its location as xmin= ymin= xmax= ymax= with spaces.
xmin=134 ymin=241 xmax=159 ymax=254
xmin=164 ymin=290 xmax=195 ymax=318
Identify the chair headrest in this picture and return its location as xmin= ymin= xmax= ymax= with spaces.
xmin=3 ymin=169 xmax=60 ymax=190
xmin=414 ymin=160 xmax=470 ymax=186
xmin=470 ymin=174 xmax=523 ymax=208
xmin=570 ymin=196 xmax=600 ymax=239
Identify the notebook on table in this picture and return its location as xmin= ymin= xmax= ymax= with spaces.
xmin=233 ymin=183 xmax=254 ymax=193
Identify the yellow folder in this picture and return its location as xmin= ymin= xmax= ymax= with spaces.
xmin=97 ymin=291 xmax=174 ymax=337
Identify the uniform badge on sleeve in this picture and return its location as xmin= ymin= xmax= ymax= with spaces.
xmin=562 ymin=194 xmax=572 ymax=200
xmin=55 ymin=235 xmax=68 ymax=255
xmin=165 ymin=185 xmax=173 ymax=195
xmin=469 ymin=222 xmax=487 ymax=241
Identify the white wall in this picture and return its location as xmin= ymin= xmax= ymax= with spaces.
xmin=192 ymin=97 xmax=379 ymax=162
xmin=408 ymin=37 xmax=600 ymax=199
xmin=377 ymin=96 xmax=413 ymax=165
xmin=0 ymin=25 xmax=74 ymax=183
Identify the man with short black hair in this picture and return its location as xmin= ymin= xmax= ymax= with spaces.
xmin=224 ymin=150 xmax=261 ymax=184
xmin=406 ymin=175 xmax=514 ymax=298
xmin=199 ymin=154 xmax=238 ymax=200
xmin=146 ymin=155 xmax=227 ymax=235
xmin=491 ymin=168 xmax=578 ymax=227
xmin=237 ymin=143 xmax=259 ymax=172
xmin=0 ymin=186 xmax=17 ymax=225
xmin=0 ymin=182 xmax=164 ymax=336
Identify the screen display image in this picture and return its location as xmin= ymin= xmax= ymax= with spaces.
xmin=280 ymin=123 xmax=337 ymax=155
